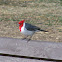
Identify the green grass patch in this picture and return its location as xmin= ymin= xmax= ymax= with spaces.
xmin=46 ymin=20 xmax=55 ymax=26
xmin=39 ymin=0 xmax=60 ymax=3
xmin=58 ymin=16 xmax=62 ymax=22
xmin=60 ymin=0 xmax=62 ymax=6
xmin=59 ymin=29 xmax=62 ymax=32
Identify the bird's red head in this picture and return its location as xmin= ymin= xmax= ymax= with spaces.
xmin=18 ymin=20 xmax=25 ymax=31
xmin=18 ymin=20 xmax=25 ymax=25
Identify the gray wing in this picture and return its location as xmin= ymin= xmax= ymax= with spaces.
xmin=25 ymin=23 xmax=40 ymax=31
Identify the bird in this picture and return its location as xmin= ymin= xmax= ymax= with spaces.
xmin=18 ymin=20 xmax=48 ymax=42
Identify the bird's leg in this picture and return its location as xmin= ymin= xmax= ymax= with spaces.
xmin=27 ymin=35 xmax=32 ymax=42
xmin=22 ymin=35 xmax=28 ymax=40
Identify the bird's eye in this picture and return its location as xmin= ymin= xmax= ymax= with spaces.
xmin=20 ymin=23 xmax=21 ymax=24
xmin=19 ymin=23 xmax=22 ymax=25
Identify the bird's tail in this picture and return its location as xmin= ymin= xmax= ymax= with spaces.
xmin=39 ymin=29 xmax=48 ymax=32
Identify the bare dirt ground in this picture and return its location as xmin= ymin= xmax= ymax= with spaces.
xmin=0 ymin=0 xmax=62 ymax=42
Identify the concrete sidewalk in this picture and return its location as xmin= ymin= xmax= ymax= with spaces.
xmin=0 ymin=37 xmax=62 ymax=62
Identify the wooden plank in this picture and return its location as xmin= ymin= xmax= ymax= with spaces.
xmin=0 ymin=37 xmax=62 ymax=61
xmin=0 ymin=56 xmax=51 ymax=62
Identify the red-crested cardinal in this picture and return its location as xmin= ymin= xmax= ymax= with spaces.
xmin=18 ymin=20 xmax=48 ymax=41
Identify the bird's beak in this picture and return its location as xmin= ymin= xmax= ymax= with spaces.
xmin=18 ymin=23 xmax=22 ymax=26
xmin=18 ymin=23 xmax=20 ymax=25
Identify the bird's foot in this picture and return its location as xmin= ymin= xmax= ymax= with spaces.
xmin=22 ymin=38 xmax=26 ymax=40
xmin=27 ymin=39 xmax=31 ymax=42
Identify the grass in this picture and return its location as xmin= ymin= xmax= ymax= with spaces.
xmin=0 ymin=0 xmax=62 ymax=42
xmin=39 ymin=0 xmax=60 ymax=3
xmin=58 ymin=16 xmax=62 ymax=22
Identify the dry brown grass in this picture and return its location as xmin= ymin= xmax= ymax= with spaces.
xmin=0 ymin=0 xmax=62 ymax=42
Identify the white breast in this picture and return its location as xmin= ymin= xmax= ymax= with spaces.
xmin=21 ymin=23 xmax=35 ymax=36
